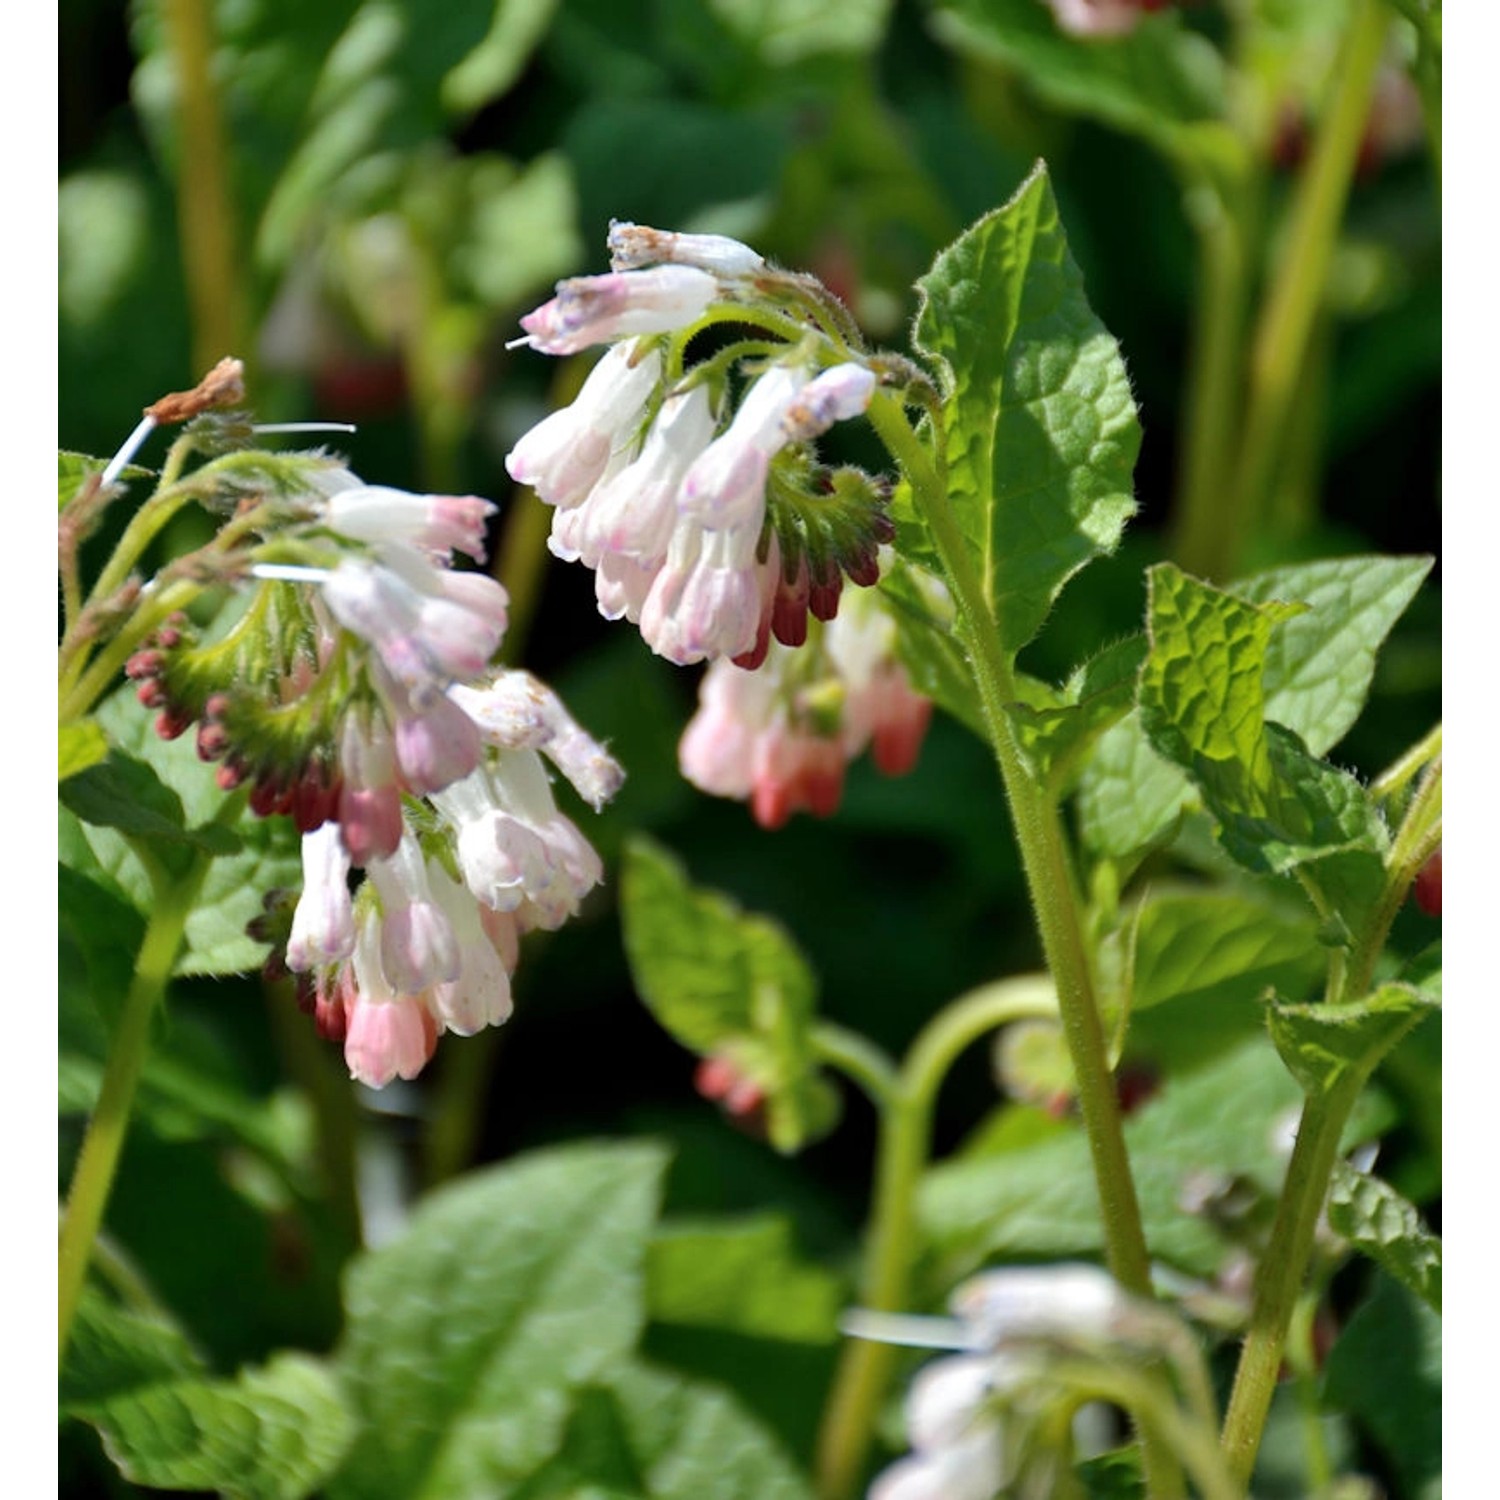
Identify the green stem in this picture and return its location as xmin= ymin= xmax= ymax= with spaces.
xmin=1169 ymin=182 xmax=1253 ymax=579
xmin=814 ymin=980 xmax=1058 ymax=1500
xmin=163 ymin=0 xmax=247 ymax=378
xmin=868 ymin=393 xmax=1153 ymax=1299
xmin=1286 ymin=1292 xmax=1335 ymax=1495
xmin=811 ymin=1022 xmax=899 ymax=1110
xmin=1218 ymin=1089 xmax=1343 ymax=1486
xmin=1225 ymin=0 xmax=1391 ymax=574
xmin=1370 ymin=722 xmax=1442 ymax=803
xmin=1219 ymin=755 xmax=1439 ymax=1481
xmin=866 ymin=390 xmax=1175 ymax=1495
xmin=59 ymin=863 xmax=206 ymax=1358
xmin=59 ymin=578 xmax=206 ymax=726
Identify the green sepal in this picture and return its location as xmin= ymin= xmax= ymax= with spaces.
xmin=59 ymin=719 xmax=111 ymax=782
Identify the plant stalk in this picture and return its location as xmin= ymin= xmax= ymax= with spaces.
xmin=59 ymin=865 xmax=204 ymax=1358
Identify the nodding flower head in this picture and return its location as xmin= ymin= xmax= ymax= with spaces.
xmin=506 ymin=223 xmax=901 ymax=669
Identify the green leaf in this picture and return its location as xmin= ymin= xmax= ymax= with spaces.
xmin=1266 ymin=983 xmax=1436 ymax=1104
xmin=1234 ymin=555 xmax=1432 ymax=755
xmin=1130 ymin=887 xmax=1324 ymax=1015
xmin=76 ymin=688 xmax=300 ymax=976
xmin=1327 ymin=1161 xmax=1441 ymax=1313
xmin=922 ymin=1039 xmax=1325 ymax=1276
xmin=1008 ymin=635 xmax=1146 ymax=788
xmin=912 ymin=162 xmax=1141 ymax=655
xmin=59 ymin=449 xmax=152 ymax=508
xmin=440 ymin=0 xmax=559 ymax=113
xmin=620 ymin=838 xmax=837 ymax=1154
xmin=1075 ymin=711 xmax=1193 ymax=861
xmin=1138 ymin=565 xmax=1388 ymax=920
xmin=928 ymin=0 xmax=1227 ymax=150
xmin=60 ymin=720 xmax=111 ymax=782
xmin=72 ymin=1352 xmax=353 ymax=1500
xmin=647 ymin=1217 xmax=841 ymax=1345
xmin=1323 ymin=1273 xmax=1441 ymax=1500
xmin=706 ymin=0 xmax=891 ymax=62
xmin=61 ymin=1290 xmax=201 ymax=1409
xmin=526 ymin=1362 xmax=814 ymax=1499
xmin=330 ymin=1142 xmax=668 ymax=1499
xmin=59 ymin=749 xmax=241 ymax=857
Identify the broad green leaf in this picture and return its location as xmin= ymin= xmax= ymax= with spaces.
xmin=922 ymin=1039 xmax=1331 ymax=1276
xmin=1138 ymin=565 xmax=1388 ymax=920
xmin=929 ymin=0 xmax=1227 ymax=150
xmin=1235 ymin=555 xmax=1432 ymax=755
xmin=1075 ymin=712 xmax=1193 ymax=861
xmin=1008 ymin=635 xmax=1147 ymax=788
xmin=1327 ymin=1161 xmax=1441 ymax=1313
xmin=647 ymin=1217 xmax=841 ymax=1345
xmin=1266 ymin=983 xmax=1436 ymax=1104
xmin=1323 ymin=1273 xmax=1441 ymax=1500
xmin=73 ymin=1352 xmax=353 ymax=1500
xmin=59 ymin=719 xmax=110 ymax=781
xmin=879 ymin=554 xmax=985 ymax=739
xmin=620 ymin=838 xmax=837 ymax=1153
xmin=330 ymin=1142 xmax=667 ymax=1500
xmin=912 ymin=163 xmax=1140 ymax=655
xmin=61 ymin=1290 xmax=201 ymax=1409
xmin=59 ymin=749 xmax=240 ymax=857
xmin=602 ymin=1361 xmax=814 ymax=1499
xmin=525 ymin=1362 xmax=814 ymax=1499
xmin=78 ymin=688 xmax=300 ymax=976
xmin=1130 ymin=886 xmax=1323 ymax=1014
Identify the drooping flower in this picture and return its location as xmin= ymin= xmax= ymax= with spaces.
xmin=506 ymin=226 xmax=896 ymax=667
xmin=679 ymin=580 xmax=932 ymax=827
xmin=517 ymin=266 xmax=718 ymax=355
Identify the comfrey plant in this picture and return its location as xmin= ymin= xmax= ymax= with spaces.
xmin=61 ymin=165 xmax=1439 ymax=1500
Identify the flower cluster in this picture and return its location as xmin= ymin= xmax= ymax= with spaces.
xmin=678 ymin=581 xmax=932 ymax=827
xmin=505 ymin=222 xmax=898 ymax=669
xmin=127 ymin=447 xmax=620 ymax=1088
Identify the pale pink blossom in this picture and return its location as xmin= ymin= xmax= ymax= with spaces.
xmin=324 ymin=484 xmax=496 ymax=562
xmin=1045 ymin=0 xmax=1163 ymax=37
xmin=343 ymin=918 xmax=438 ymax=1087
xmin=365 ymin=833 xmax=461 ymax=994
xmin=423 ymin=860 xmax=513 ymax=1036
xmin=506 ymin=341 xmax=660 ymax=508
xmin=678 ymin=366 xmax=812 ymax=531
xmin=379 ymin=671 xmax=483 ymax=795
xmin=750 ymin=726 xmax=846 ymax=830
xmin=781 ymin=363 xmax=877 ymax=444
xmin=639 ymin=522 xmax=763 ymax=664
xmin=286 ymin=822 xmax=355 ymax=971
xmin=517 ymin=266 xmax=717 ymax=354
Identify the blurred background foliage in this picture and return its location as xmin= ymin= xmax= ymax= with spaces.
xmin=60 ymin=1 xmax=1439 ymax=1494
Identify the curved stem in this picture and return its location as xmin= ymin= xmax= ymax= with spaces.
xmin=811 ymin=1022 xmax=899 ymax=1111
xmin=59 ymin=861 xmax=207 ymax=1358
xmin=814 ymin=980 xmax=1059 ymax=1499
xmin=1370 ymin=722 xmax=1442 ymax=803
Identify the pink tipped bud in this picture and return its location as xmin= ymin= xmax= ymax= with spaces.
xmin=518 ymin=266 xmax=717 ymax=355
